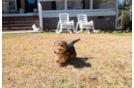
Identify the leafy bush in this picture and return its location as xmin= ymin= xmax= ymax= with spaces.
xmin=118 ymin=0 xmax=132 ymax=31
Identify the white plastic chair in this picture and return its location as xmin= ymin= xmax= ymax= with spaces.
xmin=76 ymin=14 xmax=96 ymax=34
xmin=56 ymin=13 xmax=76 ymax=34
xmin=2 ymin=2 xmax=9 ymax=14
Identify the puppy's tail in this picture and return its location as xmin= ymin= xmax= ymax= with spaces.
xmin=70 ymin=38 xmax=80 ymax=45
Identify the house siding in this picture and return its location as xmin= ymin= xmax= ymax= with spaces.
xmin=43 ymin=16 xmax=115 ymax=30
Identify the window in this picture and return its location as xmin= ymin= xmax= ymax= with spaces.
xmin=93 ymin=0 xmax=116 ymax=9
xmin=67 ymin=0 xmax=90 ymax=10
xmin=41 ymin=0 xmax=65 ymax=10
xmin=41 ymin=0 xmax=116 ymax=11
xmin=4 ymin=0 xmax=17 ymax=11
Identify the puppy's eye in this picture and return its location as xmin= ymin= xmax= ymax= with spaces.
xmin=61 ymin=45 xmax=64 ymax=47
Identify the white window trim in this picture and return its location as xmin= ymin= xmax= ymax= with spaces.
xmin=4 ymin=0 xmax=17 ymax=11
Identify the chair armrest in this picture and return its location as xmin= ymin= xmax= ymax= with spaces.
xmin=79 ymin=21 xmax=83 ymax=24
xmin=88 ymin=20 xmax=93 ymax=25
xmin=69 ymin=20 xmax=74 ymax=25
xmin=58 ymin=21 xmax=61 ymax=24
xmin=76 ymin=21 xmax=81 ymax=25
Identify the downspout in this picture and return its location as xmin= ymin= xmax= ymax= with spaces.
xmin=115 ymin=0 xmax=119 ymax=30
xmin=38 ymin=0 xmax=43 ymax=30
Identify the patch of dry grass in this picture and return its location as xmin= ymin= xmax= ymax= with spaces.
xmin=2 ymin=33 xmax=132 ymax=88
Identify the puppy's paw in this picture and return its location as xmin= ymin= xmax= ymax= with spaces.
xmin=70 ymin=54 xmax=76 ymax=59
xmin=61 ymin=58 xmax=67 ymax=63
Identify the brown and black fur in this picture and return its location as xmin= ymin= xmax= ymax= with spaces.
xmin=54 ymin=38 xmax=80 ymax=64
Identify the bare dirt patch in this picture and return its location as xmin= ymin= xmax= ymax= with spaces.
xmin=2 ymin=33 xmax=132 ymax=88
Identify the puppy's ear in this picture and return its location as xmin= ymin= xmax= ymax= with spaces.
xmin=62 ymin=41 xmax=67 ymax=46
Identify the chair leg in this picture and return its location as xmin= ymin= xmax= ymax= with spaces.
xmin=56 ymin=30 xmax=59 ymax=33
xmin=56 ymin=26 xmax=62 ymax=34
xmin=92 ymin=25 xmax=96 ymax=32
xmin=59 ymin=27 xmax=63 ymax=33
xmin=56 ymin=29 xmax=60 ymax=33
xmin=73 ymin=26 xmax=76 ymax=33
xmin=80 ymin=28 xmax=83 ymax=33
xmin=77 ymin=28 xmax=83 ymax=33
xmin=56 ymin=22 xmax=60 ymax=33
xmin=75 ymin=23 xmax=79 ymax=33
xmin=67 ymin=29 xmax=72 ymax=34
xmin=93 ymin=28 xmax=96 ymax=32
xmin=86 ymin=28 xmax=90 ymax=34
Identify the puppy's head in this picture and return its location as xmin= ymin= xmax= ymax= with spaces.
xmin=54 ymin=40 xmax=67 ymax=54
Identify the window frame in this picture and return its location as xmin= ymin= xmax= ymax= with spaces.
xmin=92 ymin=0 xmax=116 ymax=10
xmin=40 ymin=0 xmax=65 ymax=11
xmin=4 ymin=0 xmax=17 ymax=11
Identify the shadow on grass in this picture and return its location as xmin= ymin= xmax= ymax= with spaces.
xmin=61 ymin=57 xmax=93 ymax=68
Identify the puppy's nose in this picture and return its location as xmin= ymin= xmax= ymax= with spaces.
xmin=59 ymin=49 xmax=61 ymax=51
xmin=56 ymin=60 xmax=60 ymax=62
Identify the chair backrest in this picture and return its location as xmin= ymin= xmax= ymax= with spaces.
xmin=59 ymin=13 xmax=69 ymax=24
xmin=2 ymin=2 xmax=9 ymax=11
xmin=77 ymin=14 xmax=88 ymax=24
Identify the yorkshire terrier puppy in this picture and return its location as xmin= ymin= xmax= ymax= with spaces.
xmin=54 ymin=38 xmax=80 ymax=64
